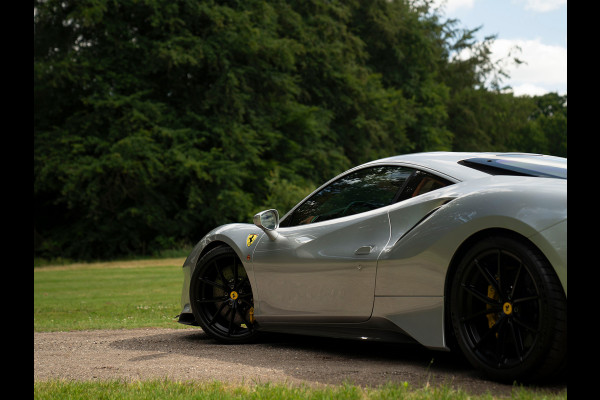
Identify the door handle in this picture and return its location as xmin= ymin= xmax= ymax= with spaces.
xmin=354 ymin=245 xmax=373 ymax=255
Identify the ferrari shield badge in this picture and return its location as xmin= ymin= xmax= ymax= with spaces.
xmin=246 ymin=234 xmax=258 ymax=247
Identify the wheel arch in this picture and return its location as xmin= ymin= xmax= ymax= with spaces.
xmin=198 ymin=240 xmax=230 ymax=261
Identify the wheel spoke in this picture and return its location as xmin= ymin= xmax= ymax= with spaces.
xmin=196 ymin=296 xmax=228 ymax=303
xmin=233 ymin=256 xmax=238 ymax=284
xmin=460 ymin=306 xmax=501 ymax=323
xmin=228 ymin=303 xmax=236 ymax=335
xmin=509 ymin=262 xmax=523 ymax=300
xmin=512 ymin=315 xmax=539 ymax=334
xmin=199 ymin=277 xmax=228 ymax=291
xmin=213 ymin=261 xmax=228 ymax=288
xmin=512 ymin=295 xmax=539 ymax=305
xmin=474 ymin=258 xmax=501 ymax=295
xmin=462 ymin=283 xmax=500 ymax=306
xmin=508 ymin=319 xmax=524 ymax=361
xmin=208 ymin=301 xmax=228 ymax=327
xmin=235 ymin=276 xmax=249 ymax=291
xmin=496 ymin=250 xmax=502 ymax=295
xmin=496 ymin=316 xmax=509 ymax=364
xmin=236 ymin=306 xmax=252 ymax=328
xmin=239 ymin=297 xmax=254 ymax=308
xmin=473 ymin=315 xmax=505 ymax=351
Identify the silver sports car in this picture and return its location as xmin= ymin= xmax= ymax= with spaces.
xmin=178 ymin=152 xmax=567 ymax=382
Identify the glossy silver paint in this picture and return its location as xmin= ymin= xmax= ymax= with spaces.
xmin=179 ymin=152 xmax=567 ymax=350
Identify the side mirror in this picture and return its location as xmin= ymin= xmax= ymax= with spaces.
xmin=253 ymin=209 xmax=279 ymax=241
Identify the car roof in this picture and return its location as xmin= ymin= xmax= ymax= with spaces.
xmin=363 ymin=151 xmax=567 ymax=181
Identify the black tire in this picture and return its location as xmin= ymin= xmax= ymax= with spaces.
xmin=190 ymin=246 xmax=260 ymax=343
xmin=450 ymin=235 xmax=567 ymax=382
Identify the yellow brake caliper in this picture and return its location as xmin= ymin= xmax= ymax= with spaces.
xmin=486 ymin=285 xmax=499 ymax=331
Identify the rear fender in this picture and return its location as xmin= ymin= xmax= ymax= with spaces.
xmin=372 ymin=185 xmax=565 ymax=350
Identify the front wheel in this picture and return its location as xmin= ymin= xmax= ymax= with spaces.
xmin=190 ymin=246 xmax=260 ymax=343
xmin=450 ymin=235 xmax=566 ymax=382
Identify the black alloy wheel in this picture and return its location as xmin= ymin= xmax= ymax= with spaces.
xmin=450 ymin=235 xmax=567 ymax=382
xmin=190 ymin=246 xmax=259 ymax=343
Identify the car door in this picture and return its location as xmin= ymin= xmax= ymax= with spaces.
xmin=250 ymin=165 xmax=415 ymax=323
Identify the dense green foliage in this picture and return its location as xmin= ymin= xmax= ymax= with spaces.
xmin=34 ymin=0 xmax=567 ymax=261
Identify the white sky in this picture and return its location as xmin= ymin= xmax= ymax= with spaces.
xmin=432 ymin=0 xmax=567 ymax=96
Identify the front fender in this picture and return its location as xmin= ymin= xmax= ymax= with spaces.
xmin=183 ymin=223 xmax=264 ymax=270
xmin=180 ymin=223 xmax=264 ymax=313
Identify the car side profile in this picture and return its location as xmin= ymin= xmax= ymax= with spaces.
xmin=177 ymin=152 xmax=567 ymax=382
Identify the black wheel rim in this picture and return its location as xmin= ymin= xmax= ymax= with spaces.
xmin=456 ymin=248 xmax=541 ymax=370
xmin=194 ymin=253 xmax=255 ymax=339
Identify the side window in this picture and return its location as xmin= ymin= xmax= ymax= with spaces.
xmin=396 ymin=170 xmax=454 ymax=202
xmin=281 ymin=166 xmax=414 ymax=227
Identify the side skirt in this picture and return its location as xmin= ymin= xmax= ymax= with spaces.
xmin=254 ymin=316 xmax=420 ymax=344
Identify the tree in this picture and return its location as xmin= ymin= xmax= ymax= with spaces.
xmin=34 ymin=0 xmax=566 ymax=261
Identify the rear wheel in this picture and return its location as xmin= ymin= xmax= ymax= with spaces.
xmin=190 ymin=246 xmax=259 ymax=343
xmin=450 ymin=235 xmax=566 ymax=382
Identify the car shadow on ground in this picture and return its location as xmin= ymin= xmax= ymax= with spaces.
xmin=110 ymin=328 xmax=566 ymax=397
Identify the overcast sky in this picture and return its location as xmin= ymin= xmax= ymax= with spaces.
xmin=432 ymin=0 xmax=567 ymax=96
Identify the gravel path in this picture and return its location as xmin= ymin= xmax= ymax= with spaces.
xmin=34 ymin=327 xmax=566 ymax=396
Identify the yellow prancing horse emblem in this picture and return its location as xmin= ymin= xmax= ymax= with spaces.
xmin=246 ymin=234 xmax=258 ymax=247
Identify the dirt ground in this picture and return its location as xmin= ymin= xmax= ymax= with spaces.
xmin=33 ymin=327 xmax=567 ymax=396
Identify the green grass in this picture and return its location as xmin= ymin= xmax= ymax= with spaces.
xmin=33 ymin=379 xmax=566 ymax=400
xmin=34 ymin=259 xmax=187 ymax=331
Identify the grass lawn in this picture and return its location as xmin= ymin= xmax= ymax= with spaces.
xmin=34 ymin=258 xmax=187 ymax=332
xmin=33 ymin=379 xmax=567 ymax=400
